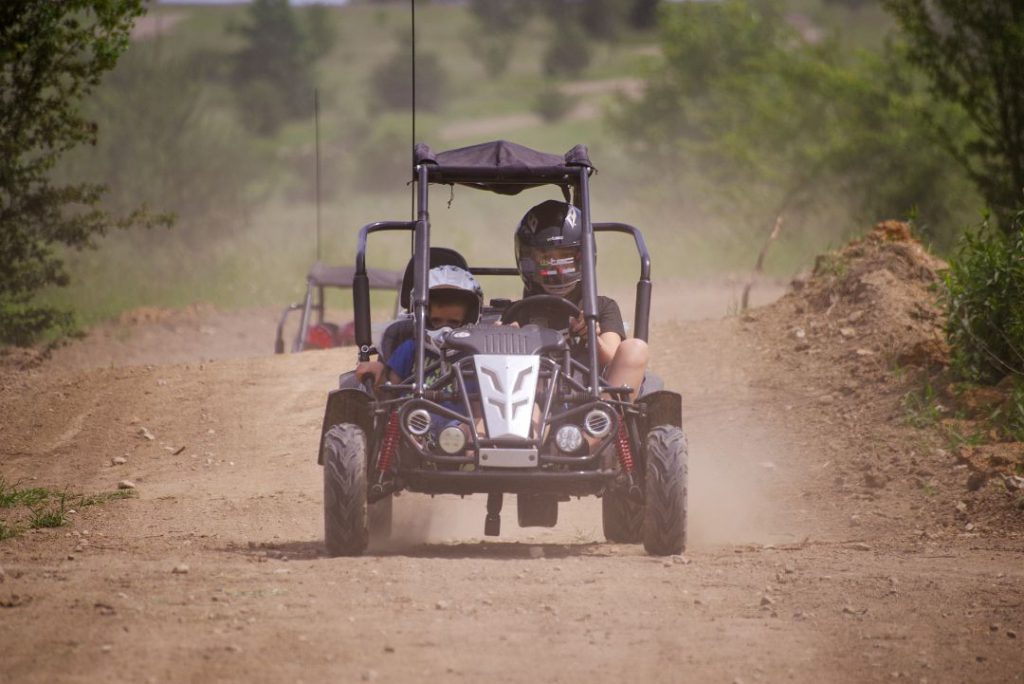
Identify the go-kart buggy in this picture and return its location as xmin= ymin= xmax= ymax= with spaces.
xmin=274 ymin=262 xmax=402 ymax=354
xmin=318 ymin=140 xmax=687 ymax=556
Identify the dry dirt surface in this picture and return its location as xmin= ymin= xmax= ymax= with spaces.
xmin=1 ymin=260 xmax=1022 ymax=684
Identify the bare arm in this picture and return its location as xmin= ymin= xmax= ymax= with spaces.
xmin=570 ymin=314 xmax=621 ymax=367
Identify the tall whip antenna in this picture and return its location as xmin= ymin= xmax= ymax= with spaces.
xmin=314 ymin=88 xmax=323 ymax=262
xmin=410 ymin=0 xmax=416 ymax=221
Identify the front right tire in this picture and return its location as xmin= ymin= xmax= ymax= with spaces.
xmin=323 ymin=423 xmax=369 ymax=556
xmin=642 ymin=425 xmax=688 ymax=556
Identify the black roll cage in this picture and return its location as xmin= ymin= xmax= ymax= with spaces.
xmin=351 ymin=153 xmax=653 ymax=400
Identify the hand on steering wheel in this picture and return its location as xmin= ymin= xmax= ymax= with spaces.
xmin=499 ymin=294 xmax=583 ymax=339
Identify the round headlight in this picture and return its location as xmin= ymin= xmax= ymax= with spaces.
xmin=406 ymin=409 xmax=431 ymax=436
xmin=584 ymin=409 xmax=613 ymax=438
xmin=438 ymin=425 xmax=467 ymax=454
xmin=555 ymin=424 xmax=584 ymax=453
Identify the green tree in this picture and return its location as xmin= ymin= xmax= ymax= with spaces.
xmin=883 ymin=0 xmax=1024 ymax=230
xmin=542 ymin=23 xmax=592 ymax=78
xmin=463 ymin=0 xmax=534 ymax=79
xmin=0 ymin=0 xmax=165 ymax=346
xmin=369 ymin=34 xmax=448 ymax=113
xmin=232 ymin=0 xmax=330 ymax=135
xmin=610 ymin=0 xmax=977 ymax=249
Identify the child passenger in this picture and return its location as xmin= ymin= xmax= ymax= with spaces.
xmin=356 ymin=264 xmax=482 ymax=386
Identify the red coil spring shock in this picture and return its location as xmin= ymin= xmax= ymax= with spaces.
xmin=376 ymin=411 xmax=401 ymax=474
xmin=615 ymin=419 xmax=636 ymax=475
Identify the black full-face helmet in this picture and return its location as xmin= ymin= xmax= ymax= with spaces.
xmin=515 ymin=199 xmax=584 ymax=297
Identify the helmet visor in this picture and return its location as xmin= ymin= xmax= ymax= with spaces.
xmin=521 ymin=246 xmax=582 ymax=295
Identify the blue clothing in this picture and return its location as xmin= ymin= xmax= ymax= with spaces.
xmin=385 ymin=339 xmax=476 ymax=436
xmin=385 ymin=339 xmax=477 ymax=393
xmin=384 ymin=339 xmax=418 ymax=381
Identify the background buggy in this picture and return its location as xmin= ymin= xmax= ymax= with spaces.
xmin=274 ymin=262 xmax=402 ymax=354
xmin=319 ymin=140 xmax=687 ymax=556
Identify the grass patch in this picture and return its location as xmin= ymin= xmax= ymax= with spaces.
xmin=903 ymin=380 xmax=945 ymax=429
xmin=76 ymin=489 xmax=137 ymax=507
xmin=0 ymin=480 xmax=136 ymax=540
xmin=28 ymin=492 xmax=69 ymax=529
xmin=944 ymin=424 xmax=986 ymax=451
xmin=0 ymin=477 xmax=51 ymax=508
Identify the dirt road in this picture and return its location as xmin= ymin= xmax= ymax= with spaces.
xmin=1 ymin=281 xmax=1022 ymax=683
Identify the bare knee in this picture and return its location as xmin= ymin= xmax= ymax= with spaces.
xmin=616 ymin=338 xmax=648 ymax=369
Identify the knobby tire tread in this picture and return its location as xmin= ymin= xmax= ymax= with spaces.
xmin=642 ymin=425 xmax=688 ymax=555
xmin=323 ymin=423 xmax=369 ymax=556
xmin=602 ymin=487 xmax=643 ymax=543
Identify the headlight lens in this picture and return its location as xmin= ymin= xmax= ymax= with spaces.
xmin=555 ymin=424 xmax=584 ymax=453
xmin=438 ymin=424 xmax=467 ymax=454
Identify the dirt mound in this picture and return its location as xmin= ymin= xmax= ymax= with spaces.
xmin=785 ymin=220 xmax=948 ymax=370
xmin=747 ymin=220 xmax=1023 ymax=535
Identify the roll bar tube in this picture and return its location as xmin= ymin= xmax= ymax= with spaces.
xmin=354 ymin=220 xmax=415 ymax=361
xmin=413 ymin=164 xmax=431 ymax=396
xmin=592 ymin=222 xmax=652 ymax=343
xmin=577 ymin=168 xmax=601 ymax=398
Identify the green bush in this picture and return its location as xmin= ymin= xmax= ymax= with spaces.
xmin=370 ymin=36 xmax=448 ymax=113
xmin=533 ymin=84 xmax=573 ymax=122
xmin=542 ymin=24 xmax=592 ymax=78
xmin=944 ymin=212 xmax=1024 ymax=383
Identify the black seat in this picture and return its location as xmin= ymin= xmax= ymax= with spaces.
xmin=379 ymin=317 xmax=414 ymax=364
xmin=380 ymin=247 xmax=470 ymax=364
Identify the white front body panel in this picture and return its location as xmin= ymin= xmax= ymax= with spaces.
xmin=473 ymin=354 xmax=540 ymax=440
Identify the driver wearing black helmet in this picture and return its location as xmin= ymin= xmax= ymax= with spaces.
xmin=511 ymin=199 xmax=649 ymax=400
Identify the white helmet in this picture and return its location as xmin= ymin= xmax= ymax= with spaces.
xmin=427 ymin=264 xmax=483 ymax=325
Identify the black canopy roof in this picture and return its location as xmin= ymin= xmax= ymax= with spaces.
xmin=414 ymin=140 xmax=593 ymax=195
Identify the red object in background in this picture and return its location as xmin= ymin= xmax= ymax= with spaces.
xmin=304 ymin=321 xmax=357 ymax=350
xmin=336 ymin=321 xmax=356 ymax=346
xmin=305 ymin=323 xmax=339 ymax=350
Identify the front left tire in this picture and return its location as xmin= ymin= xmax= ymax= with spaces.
xmin=323 ymin=423 xmax=369 ymax=556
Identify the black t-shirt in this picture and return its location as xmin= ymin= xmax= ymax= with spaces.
xmin=592 ymin=295 xmax=627 ymax=340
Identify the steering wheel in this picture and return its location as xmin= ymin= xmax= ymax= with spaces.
xmin=500 ymin=295 xmax=581 ymax=334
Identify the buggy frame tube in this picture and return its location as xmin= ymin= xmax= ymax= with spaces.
xmin=593 ymin=222 xmax=652 ymax=343
xmin=293 ymin=283 xmax=315 ymax=353
xmin=413 ymin=164 xmax=431 ymax=396
xmin=354 ymin=220 xmax=415 ymax=361
xmin=577 ymin=168 xmax=601 ymax=398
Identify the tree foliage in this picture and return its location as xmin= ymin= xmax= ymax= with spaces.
xmin=463 ymin=0 xmax=533 ymax=78
xmin=231 ymin=0 xmax=334 ymax=135
xmin=370 ymin=34 xmax=447 ymax=113
xmin=543 ymin=23 xmax=593 ymax=78
xmin=0 ymin=0 xmax=164 ymax=346
xmin=882 ymin=0 xmax=1024 ymax=229
xmin=610 ymin=0 xmax=977 ymax=249
xmin=944 ymin=212 xmax=1024 ymax=382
